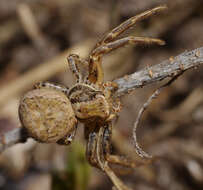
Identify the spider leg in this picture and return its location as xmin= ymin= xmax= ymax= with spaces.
xmin=92 ymin=36 xmax=165 ymax=57
xmin=86 ymin=129 xmax=132 ymax=190
xmin=88 ymin=36 xmax=164 ymax=84
xmin=85 ymin=123 xmax=141 ymax=190
xmin=96 ymin=5 xmax=167 ymax=47
xmin=85 ymin=124 xmax=132 ymax=190
xmin=88 ymin=5 xmax=167 ymax=85
xmin=67 ymin=54 xmax=89 ymax=83
xmin=87 ymin=55 xmax=103 ymax=85
xmin=102 ymin=123 xmax=153 ymax=168
xmin=86 ymin=129 xmax=100 ymax=168
xmin=96 ymin=125 xmax=132 ymax=190
xmin=57 ymin=125 xmax=78 ymax=145
xmin=34 ymin=81 xmax=69 ymax=95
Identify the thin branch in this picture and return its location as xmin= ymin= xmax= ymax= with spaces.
xmin=133 ymin=73 xmax=182 ymax=159
xmin=0 ymin=128 xmax=28 ymax=153
xmin=114 ymin=46 xmax=203 ymax=97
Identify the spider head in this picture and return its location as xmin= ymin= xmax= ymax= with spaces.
xmin=68 ymin=84 xmax=111 ymax=122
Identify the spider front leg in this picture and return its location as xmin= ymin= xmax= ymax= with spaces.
xmin=92 ymin=36 xmax=165 ymax=57
xmin=88 ymin=5 xmax=167 ymax=85
xmin=87 ymin=55 xmax=104 ymax=85
xmin=96 ymin=5 xmax=167 ymax=47
xmin=88 ymin=36 xmax=165 ymax=84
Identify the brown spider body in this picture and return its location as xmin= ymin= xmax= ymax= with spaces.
xmin=68 ymin=83 xmax=111 ymax=120
xmin=19 ymin=5 xmax=167 ymax=190
xmin=19 ymin=88 xmax=77 ymax=144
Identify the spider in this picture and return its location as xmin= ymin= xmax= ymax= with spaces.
xmin=19 ymin=5 xmax=167 ymax=190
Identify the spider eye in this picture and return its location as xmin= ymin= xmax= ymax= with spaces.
xmin=19 ymin=88 xmax=77 ymax=143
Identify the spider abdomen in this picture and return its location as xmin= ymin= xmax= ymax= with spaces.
xmin=19 ymin=88 xmax=77 ymax=143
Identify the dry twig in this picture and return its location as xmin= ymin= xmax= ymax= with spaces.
xmin=114 ymin=47 xmax=203 ymax=97
xmin=0 ymin=46 xmax=203 ymax=153
xmin=0 ymin=128 xmax=27 ymax=152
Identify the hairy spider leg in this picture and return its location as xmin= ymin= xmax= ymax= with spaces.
xmin=86 ymin=129 xmax=100 ymax=168
xmin=102 ymin=123 xmax=153 ymax=168
xmin=67 ymin=54 xmax=85 ymax=83
xmin=88 ymin=37 xmax=165 ymax=84
xmin=34 ymin=82 xmax=69 ymax=95
xmin=85 ymin=124 xmax=130 ymax=190
xmin=88 ymin=5 xmax=167 ymax=85
xmin=57 ymin=125 xmax=78 ymax=145
xmin=96 ymin=125 xmax=132 ymax=190
xmin=96 ymin=5 xmax=167 ymax=47
xmin=85 ymin=122 xmax=153 ymax=190
xmin=101 ymin=123 xmax=153 ymax=168
xmin=92 ymin=36 xmax=165 ymax=56
xmin=87 ymin=54 xmax=104 ymax=85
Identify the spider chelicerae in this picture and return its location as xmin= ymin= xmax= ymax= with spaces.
xmin=19 ymin=5 xmax=167 ymax=190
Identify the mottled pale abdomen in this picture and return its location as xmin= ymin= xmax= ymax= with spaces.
xmin=19 ymin=89 xmax=77 ymax=143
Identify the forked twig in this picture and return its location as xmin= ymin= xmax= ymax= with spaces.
xmin=133 ymin=72 xmax=183 ymax=159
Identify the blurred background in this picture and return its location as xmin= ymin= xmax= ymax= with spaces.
xmin=0 ymin=0 xmax=203 ymax=189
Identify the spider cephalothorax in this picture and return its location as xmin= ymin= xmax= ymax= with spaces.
xmin=19 ymin=5 xmax=167 ymax=190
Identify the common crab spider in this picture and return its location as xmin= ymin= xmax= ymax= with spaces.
xmin=19 ymin=5 xmax=167 ymax=190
